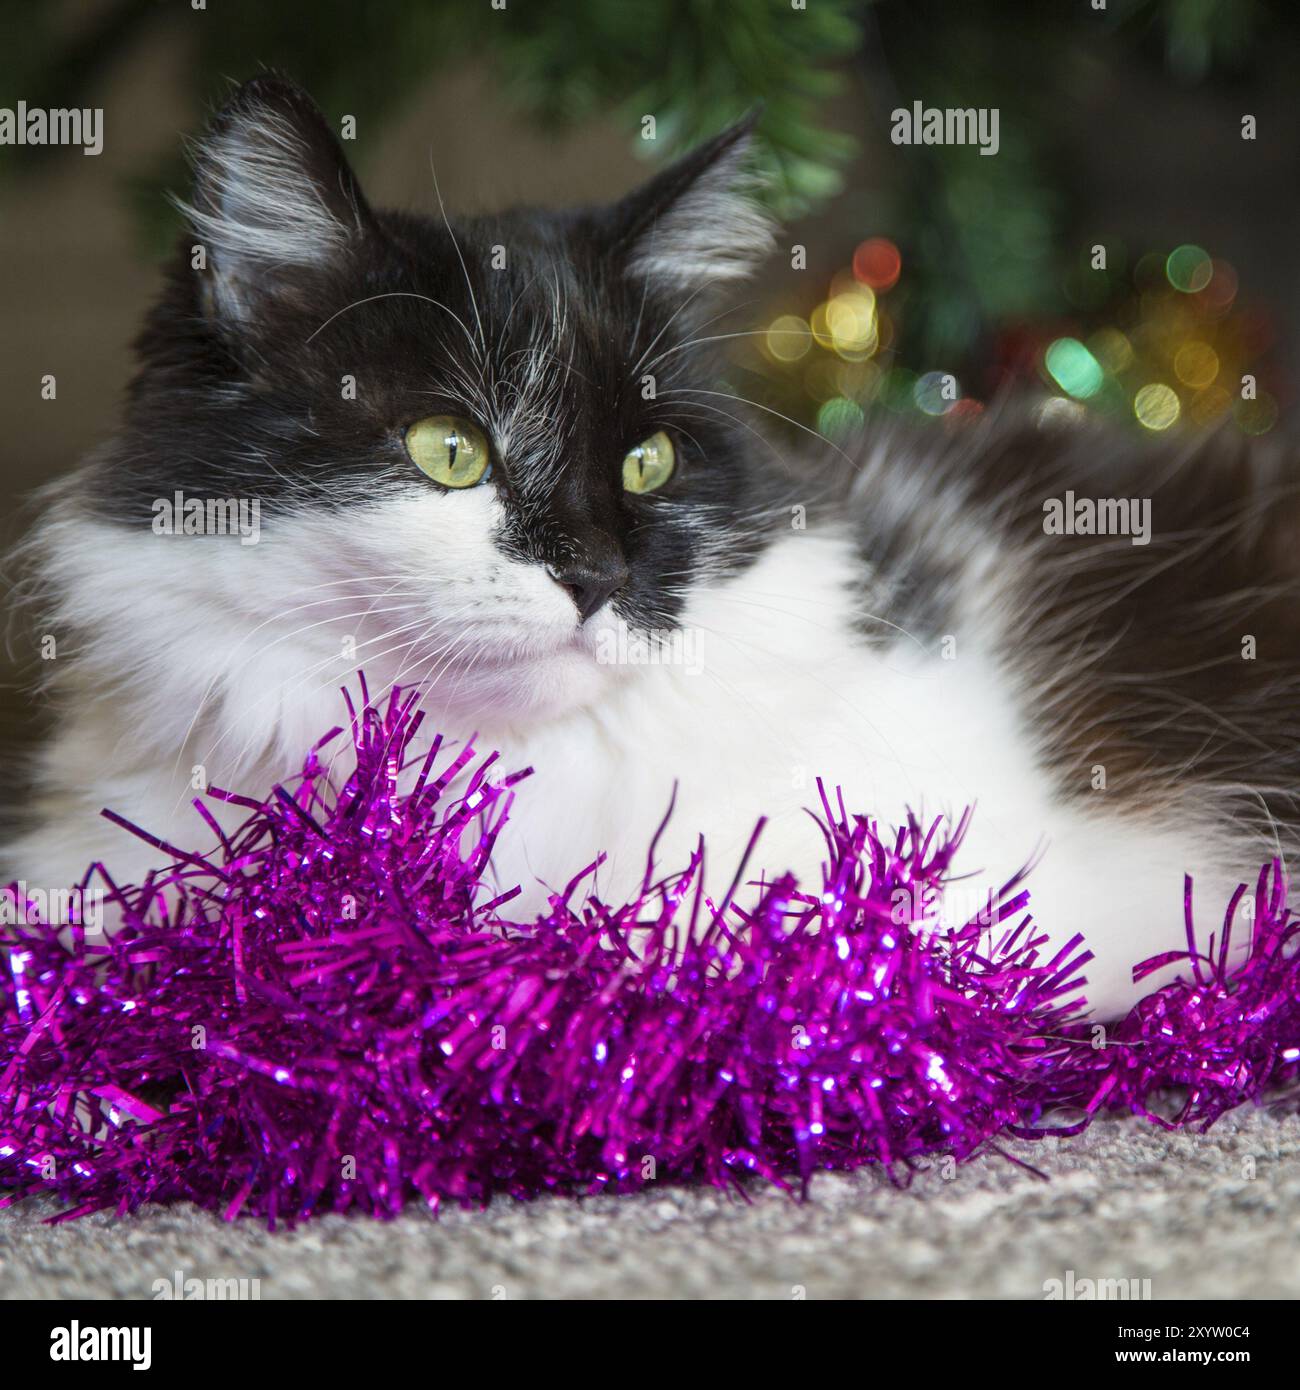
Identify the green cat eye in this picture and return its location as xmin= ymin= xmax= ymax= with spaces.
xmin=622 ymin=431 xmax=675 ymax=495
xmin=405 ymin=415 xmax=491 ymax=488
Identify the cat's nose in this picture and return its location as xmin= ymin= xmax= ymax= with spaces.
xmin=547 ymin=558 xmax=629 ymax=623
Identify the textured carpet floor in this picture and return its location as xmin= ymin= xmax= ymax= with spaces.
xmin=2 ymin=1107 xmax=1297 ymax=1299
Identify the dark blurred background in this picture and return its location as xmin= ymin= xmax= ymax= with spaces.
xmin=2 ymin=0 xmax=1299 ymax=746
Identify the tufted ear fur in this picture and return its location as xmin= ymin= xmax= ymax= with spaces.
xmin=174 ymin=75 xmax=379 ymax=324
xmin=611 ymin=112 xmax=776 ymax=297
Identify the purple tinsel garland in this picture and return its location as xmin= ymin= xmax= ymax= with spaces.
xmin=2 ymin=683 xmax=1299 ymax=1225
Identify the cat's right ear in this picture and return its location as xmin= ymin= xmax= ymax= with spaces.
xmin=176 ymin=75 xmax=378 ymax=325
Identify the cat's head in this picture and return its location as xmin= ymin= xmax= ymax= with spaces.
xmin=90 ymin=75 xmax=783 ymax=728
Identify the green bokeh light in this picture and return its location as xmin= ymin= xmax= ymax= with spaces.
xmin=1166 ymin=244 xmax=1213 ymax=293
xmin=816 ymin=396 xmax=865 ymax=439
xmin=1044 ymin=337 xmax=1104 ymax=399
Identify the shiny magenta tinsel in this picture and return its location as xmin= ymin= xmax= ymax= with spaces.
xmin=3 ymin=684 xmax=1299 ymax=1225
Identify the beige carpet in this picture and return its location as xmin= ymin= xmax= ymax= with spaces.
xmin=2 ymin=1107 xmax=1295 ymax=1300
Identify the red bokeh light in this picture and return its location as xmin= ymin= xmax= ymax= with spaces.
xmin=852 ymin=237 xmax=902 ymax=291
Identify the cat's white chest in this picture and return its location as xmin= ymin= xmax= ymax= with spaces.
xmin=483 ymin=533 xmax=1234 ymax=1018
xmin=488 ymin=534 xmax=1045 ymax=910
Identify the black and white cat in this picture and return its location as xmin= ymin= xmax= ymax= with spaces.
xmin=9 ymin=76 xmax=1300 ymax=1016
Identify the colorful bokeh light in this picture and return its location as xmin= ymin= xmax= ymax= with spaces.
xmin=824 ymin=289 xmax=878 ymax=358
xmin=744 ymin=232 xmax=1275 ymax=440
xmin=852 ymin=237 xmax=901 ymax=291
xmin=913 ymin=370 xmax=958 ymax=415
xmin=765 ymin=314 xmax=812 ymax=363
xmin=1134 ymin=382 xmax=1181 ymax=430
xmin=816 ymin=396 xmax=865 ymax=439
xmin=1166 ymin=244 xmax=1213 ymax=294
xmin=1045 ymin=337 xmax=1104 ymax=399
xmin=1173 ymin=341 xmax=1219 ymax=390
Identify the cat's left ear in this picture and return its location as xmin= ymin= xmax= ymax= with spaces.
xmin=611 ymin=111 xmax=776 ymax=297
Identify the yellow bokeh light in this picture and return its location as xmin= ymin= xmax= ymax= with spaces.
xmin=1134 ymin=382 xmax=1180 ymax=431
xmin=1173 ymin=341 xmax=1219 ymax=390
xmin=825 ymin=290 xmax=878 ymax=358
xmin=1089 ymin=328 xmax=1133 ymax=374
xmin=810 ymin=302 xmax=835 ymax=351
xmin=766 ymin=314 xmax=812 ymax=363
